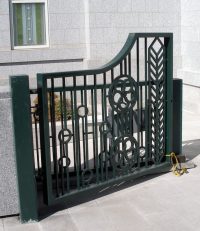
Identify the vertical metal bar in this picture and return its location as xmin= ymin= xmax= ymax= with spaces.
xmin=109 ymin=69 xmax=117 ymax=178
xmin=50 ymin=79 xmax=59 ymax=196
xmin=116 ymin=110 xmax=120 ymax=137
xmin=140 ymin=85 xmax=143 ymax=147
xmin=84 ymin=75 xmax=89 ymax=168
xmin=77 ymin=91 xmax=82 ymax=172
xmin=145 ymin=38 xmax=150 ymax=167
xmin=124 ymin=57 xmax=127 ymax=75
xmin=62 ymin=79 xmax=67 ymax=129
xmin=110 ymin=69 xmax=116 ymax=178
xmin=161 ymin=44 xmax=166 ymax=163
xmin=10 ymin=75 xmax=38 ymax=222
xmin=136 ymin=38 xmax=140 ymax=168
xmin=60 ymin=91 xmax=64 ymax=131
xmin=59 ymin=91 xmax=64 ymax=194
xmin=37 ymin=74 xmax=54 ymax=205
xmin=164 ymin=35 xmax=173 ymax=158
xmin=148 ymin=42 xmax=155 ymax=164
xmin=62 ymin=77 xmax=70 ymax=193
xmin=155 ymin=71 xmax=160 ymax=164
xmin=100 ymin=88 xmax=104 ymax=181
xmin=81 ymin=89 xmax=86 ymax=168
xmin=91 ymin=89 xmax=96 ymax=169
xmin=73 ymin=76 xmax=80 ymax=189
xmin=70 ymin=90 xmax=76 ymax=172
xmin=128 ymin=52 xmax=131 ymax=76
xmin=111 ymin=68 xmax=114 ymax=82
xmin=94 ymin=74 xmax=99 ymax=183
xmin=116 ymin=72 xmax=121 ymax=139
xmin=62 ymin=78 xmax=69 ymax=151
xmin=103 ymin=72 xmax=109 ymax=180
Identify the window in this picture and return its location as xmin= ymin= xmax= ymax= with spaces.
xmin=11 ymin=0 xmax=49 ymax=49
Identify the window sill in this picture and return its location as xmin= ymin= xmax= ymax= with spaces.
xmin=13 ymin=44 xmax=49 ymax=50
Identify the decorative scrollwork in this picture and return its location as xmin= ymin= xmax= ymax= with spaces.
xmin=108 ymin=75 xmax=138 ymax=114
xmin=58 ymin=128 xmax=72 ymax=144
xmin=111 ymin=135 xmax=138 ymax=172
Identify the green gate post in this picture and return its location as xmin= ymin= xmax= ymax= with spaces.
xmin=10 ymin=75 xmax=38 ymax=223
xmin=172 ymin=79 xmax=182 ymax=154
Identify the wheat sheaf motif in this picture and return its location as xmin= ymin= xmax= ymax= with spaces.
xmin=148 ymin=38 xmax=165 ymax=164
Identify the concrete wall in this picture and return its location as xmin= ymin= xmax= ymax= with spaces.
xmin=178 ymin=0 xmax=200 ymax=113
xmin=86 ymin=0 xmax=181 ymax=79
xmin=0 ymin=87 xmax=19 ymax=216
xmin=0 ymin=0 xmax=182 ymax=88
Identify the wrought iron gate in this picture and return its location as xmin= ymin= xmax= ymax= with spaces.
xmin=37 ymin=33 xmax=173 ymax=205
xmin=10 ymin=33 xmax=174 ymax=222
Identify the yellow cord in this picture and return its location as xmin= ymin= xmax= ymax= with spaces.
xmin=166 ymin=152 xmax=187 ymax=176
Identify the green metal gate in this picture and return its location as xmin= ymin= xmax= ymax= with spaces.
xmin=37 ymin=33 xmax=173 ymax=204
xmin=10 ymin=33 xmax=174 ymax=222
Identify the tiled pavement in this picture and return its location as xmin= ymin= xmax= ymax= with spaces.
xmin=1 ymin=109 xmax=200 ymax=231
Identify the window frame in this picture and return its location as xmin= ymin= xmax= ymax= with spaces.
xmin=10 ymin=0 xmax=49 ymax=49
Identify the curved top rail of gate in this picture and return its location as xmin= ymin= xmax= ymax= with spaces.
xmin=37 ymin=33 xmax=173 ymax=79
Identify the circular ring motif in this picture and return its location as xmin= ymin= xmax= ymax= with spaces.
xmin=58 ymin=128 xmax=72 ymax=144
xmin=77 ymin=105 xmax=88 ymax=118
xmin=82 ymin=169 xmax=93 ymax=184
xmin=99 ymin=121 xmax=111 ymax=135
xmin=58 ymin=156 xmax=71 ymax=168
xmin=111 ymin=135 xmax=138 ymax=172
xmin=108 ymin=75 xmax=138 ymax=114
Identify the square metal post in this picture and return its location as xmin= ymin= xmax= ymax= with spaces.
xmin=172 ymin=79 xmax=182 ymax=154
xmin=10 ymin=75 xmax=38 ymax=223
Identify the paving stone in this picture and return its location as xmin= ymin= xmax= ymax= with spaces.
xmin=144 ymin=211 xmax=194 ymax=231
xmin=97 ymin=200 xmax=151 ymax=231
xmin=69 ymin=201 xmax=116 ymax=231
xmin=3 ymin=216 xmax=39 ymax=231
xmin=40 ymin=213 xmax=78 ymax=231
